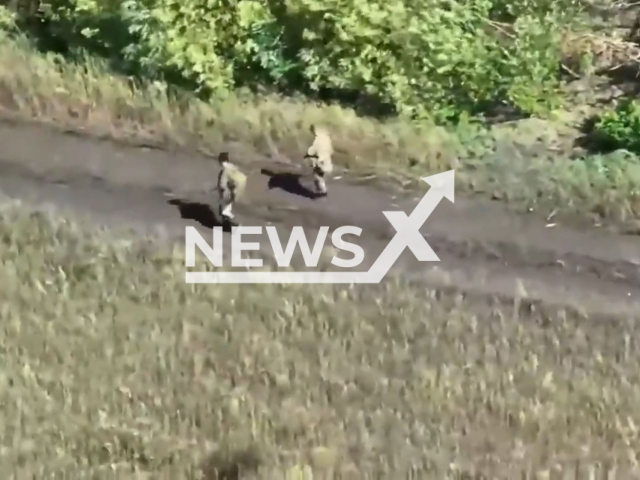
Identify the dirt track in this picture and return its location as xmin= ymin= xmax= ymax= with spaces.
xmin=0 ymin=117 xmax=639 ymax=319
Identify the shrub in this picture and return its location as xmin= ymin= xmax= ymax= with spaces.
xmin=593 ymin=99 xmax=640 ymax=154
xmin=9 ymin=0 xmax=583 ymax=121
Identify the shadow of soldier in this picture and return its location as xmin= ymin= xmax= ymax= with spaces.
xmin=168 ymin=198 xmax=234 ymax=233
xmin=260 ymin=168 xmax=319 ymax=199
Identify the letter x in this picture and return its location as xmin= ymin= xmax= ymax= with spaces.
xmin=366 ymin=173 xmax=453 ymax=280
xmin=383 ymin=210 xmax=439 ymax=261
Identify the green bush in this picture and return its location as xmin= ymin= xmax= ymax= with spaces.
xmin=594 ymin=99 xmax=640 ymax=154
xmin=9 ymin=0 xmax=582 ymax=121
xmin=0 ymin=5 xmax=17 ymax=29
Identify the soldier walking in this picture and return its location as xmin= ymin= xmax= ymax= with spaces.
xmin=216 ymin=152 xmax=247 ymax=226
xmin=304 ymin=124 xmax=333 ymax=197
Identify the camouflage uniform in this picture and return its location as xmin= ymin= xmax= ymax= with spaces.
xmin=216 ymin=152 xmax=247 ymax=223
xmin=304 ymin=125 xmax=333 ymax=196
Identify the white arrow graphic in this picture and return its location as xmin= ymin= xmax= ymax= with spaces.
xmin=186 ymin=169 xmax=455 ymax=284
xmin=365 ymin=169 xmax=454 ymax=282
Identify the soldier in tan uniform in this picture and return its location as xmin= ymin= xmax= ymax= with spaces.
xmin=304 ymin=124 xmax=333 ymax=197
xmin=216 ymin=152 xmax=247 ymax=226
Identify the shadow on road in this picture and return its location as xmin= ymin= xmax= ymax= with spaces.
xmin=168 ymin=198 xmax=233 ymax=232
xmin=260 ymin=168 xmax=318 ymax=199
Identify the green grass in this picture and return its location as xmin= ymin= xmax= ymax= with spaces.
xmin=2 ymin=202 xmax=640 ymax=478
xmin=1 ymin=30 xmax=640 ymax=225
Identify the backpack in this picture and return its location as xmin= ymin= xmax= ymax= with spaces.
xmin=227 ymin=164 xmax=247 ymax=198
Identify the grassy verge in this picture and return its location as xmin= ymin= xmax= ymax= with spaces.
xmin=1 ymin=31 xmax=640 ymax=224
xmin=0 ymin=33 xmax=461 ymax=181
xmin=1 ymin=202 xmax=640 ymax=478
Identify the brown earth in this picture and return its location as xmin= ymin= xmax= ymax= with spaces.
xmin=0 ymin=116 xmax=639 ymax=319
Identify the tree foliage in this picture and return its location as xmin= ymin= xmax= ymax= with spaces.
xmin=4 ymin=0 xmax=585 ymax=121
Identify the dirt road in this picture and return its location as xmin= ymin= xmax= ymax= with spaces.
xmin=0 ymin=117 xmax=639 ymax=318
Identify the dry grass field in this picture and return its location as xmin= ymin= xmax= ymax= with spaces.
xmin=0 ymin=203 xmax=639 ymax=479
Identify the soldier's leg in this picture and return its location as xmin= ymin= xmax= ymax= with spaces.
xmin=220 ymin=200 xmax=235 ymax=219
xmin=220 ymin=191 xmax=237 ymax=222
xmin=313 ymin=166 xmax=327 ymax=195
xmin=218 ymin=192 xmax=231 ymax=219
xmin=220 ymin=203 xmax=231 ymax=218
